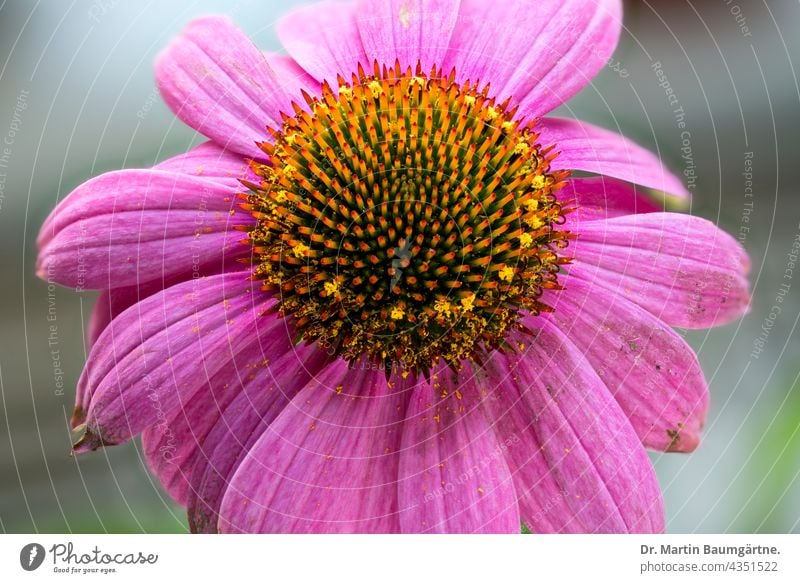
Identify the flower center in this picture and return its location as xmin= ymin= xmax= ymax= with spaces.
xmin=243 ymin=62 xmax=571 ymax=376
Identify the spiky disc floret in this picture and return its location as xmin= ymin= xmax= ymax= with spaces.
xmin=241 ymin=61 xmax=571 ymax=375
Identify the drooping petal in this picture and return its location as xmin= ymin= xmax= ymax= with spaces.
xmin=277 ymin=2 xmax=369 ymax=83
xmin=543 ymin=273 xmax=709 ymax=452
xmin=155 ymin=16 xmax=292 ymax=159
xmin=569 ymin=213 xmax=751 ymax=328
xmin=141 ymin=324 xmax=323 ymax=506
xmin=37 ymin=144 xmax=253 ymax=291
xmin=186 ymin=347 xmax=333 ymax=533
xmin=81 ymin=264 xmax=252 ymax=424
xmin=480 ymin=321 xmax=664 ymax=533
xmin=537 ymin=117 xmax=689 ymax=199
xmin=75 ymin=276 xmax=205 ymax=423
xmin=558 ymin=176 xmax=661 ymax=230
xmin=140 ymin=340 xmax=263 ymax=505
xmin=356 ymin=0 xmax=461 ymax=73
xmin=73 ymin=273 xmax=278 ymax=449
xmin=443 ymin=0 xmax=622 ymax=116
xmin=86 ymin=263 xmax=250 ymax=349
xmin=217 ymin=364 xmax=408 ymax=533
xmin=39 ymin=142 xmax=249 ymax=247
xmin=397 ymin=369 xmax=520 ymax=533
xmin=40 ymin=210 xmax=251 ymax=291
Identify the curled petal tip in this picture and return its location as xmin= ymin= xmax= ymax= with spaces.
xmin=663 ymin=427 xmax=701 ymax=453
xmin=71 ymin=424 xmax=110 ymax=455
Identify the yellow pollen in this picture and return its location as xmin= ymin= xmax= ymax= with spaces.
xmin=501 ymin=120 xmax=516 ymax=133
xmin=291 ymin=242 xmax=310 ymax=258
xmin=486 ymin=106 xmax=499 ymax=120
xmin=463 ymin=95 xmax=477 ymax=106
xmin=460 ymin=293 xmax=476 ymax=312
xmin=338 ymin=85 xmax=352 ymax=98
xmin=514 ymin=140 xmax=530 ymax=155
xmin=524 ymin=198 xmax=539 ymax=212
xmin=519 ymin=232 xmax=534 ymax=248
xmin=323 ymin=280 xmax=340 ymax=297
xmin=368 ymin=80 xmax=383 ymax=98
xmin=532 ymin=175 xmax=546 ymax=189
xmin=434 ymin=299 xmax=453 ymax=315
xmin=282 ymin=164 xmax=297 ymax=177
xmin=390 ymin=307 xmax=405 ymax=320
xmin=525 ymin=216 xmax=544 ymax=229
xmin=499 ymin=266 xmax=515 ymax=282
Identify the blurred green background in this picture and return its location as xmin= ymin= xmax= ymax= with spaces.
xmin=0 ymin=0 xmax=798 ymax=533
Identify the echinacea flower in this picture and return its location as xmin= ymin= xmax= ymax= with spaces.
xmin=37 ymin=0 xmax=750 ymax=533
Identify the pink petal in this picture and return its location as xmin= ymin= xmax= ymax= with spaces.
xmin=481 ymin=321 xmax=664 ymax=533
xmin=141 ymin=340 xmax=262 ymax=505
xmin=39 ymin=210 xmax=250 ymax=290
xmin=443 ymin=0 xmax=622 ymax=116
xmin=559 ymin=176 xmax=661 ymax=231
xmin=538 ymin=117 xmax=690 ymax=199
xmin=569 ymin=213 xmax=751 ymax=328
xmin=543 ymin=273 xmax=709 ymax=452
xmin=74 ymin=273 xmax=278 ymax=450
xmin=218 ymin=364 xmax=408 ymax=533
xmin=186 ymin=347 xmax=333 ymax=532
xmin=39 ymin=142 xmax=249 ymax=248
xmin=88 ymin=287 xmax=142 ymax=350
xmin=397 ymin=368 xmax=520 ymax=533
xmin=356 ymin=0 xmax=460 ymax=73
xmin=277 ymin=2 xmax=369 ymax=83
xmin=77 ymin=278 xmax=188 ymax=423
xmin=86 ymin=263 xmax=250 ymax=349
xmin=151 ymin=141 xmax=253 ymax=186
xmin=264 ymin=52 xmax=320 ymax=103
xmin=37 ymin=144 xmax=253 ymax=290
xmin=142 ymin=328 xmax=326 ymax=506
xmin=155 ymin=16 xmax=291 ymax=159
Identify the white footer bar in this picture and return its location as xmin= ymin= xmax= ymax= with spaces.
xmin=1 ymin=534 xmax=798 ymax=582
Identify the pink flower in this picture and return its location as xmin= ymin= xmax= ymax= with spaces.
xmin=37 ymin=0 xmax=750 ymax=533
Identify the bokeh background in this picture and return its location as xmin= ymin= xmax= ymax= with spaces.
xmin=1 ymin=0 xmax=798 ymax=533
